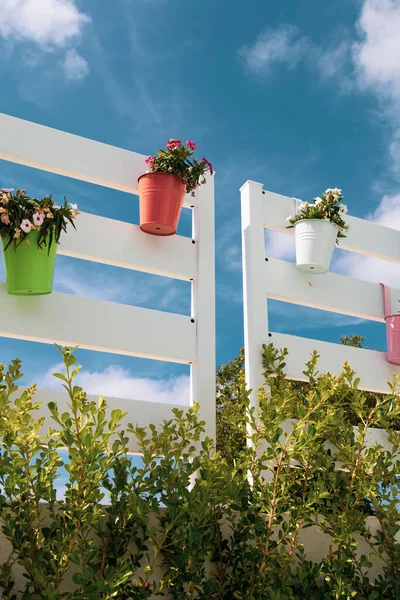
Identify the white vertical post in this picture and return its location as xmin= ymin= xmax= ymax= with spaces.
xmin=190 ymin=176 xmax=216 ymax=441
xmin=241 ymin=180 xmax=269 ymax=414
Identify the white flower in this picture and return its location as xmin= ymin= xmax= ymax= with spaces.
xmin=1 ymin=188 xmax=13 ymax=192
xmin=338 ymin=203 xmax=348 ymax=214
xmin=32 ymin=211 xmax=45 ymax=226
xmin=286 ymin=215 xmax=293 ymax=222
xmin=299 ymin=202 xmax=309 ymax=210
xmin=332 ymin=188 xmax=342 ymax=195
xmin=69 ymin=203 xmax=78 ymax=210
xmin=20 ymin=219 xmax=33 ymax=233
xmin=314 ymin=197 xmax=323 ymax=205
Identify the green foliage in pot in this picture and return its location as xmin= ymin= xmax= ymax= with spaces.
xmin=145 ymin=139 xmax=213 ymax=195
xmin=286 ymin=188 xmax=349 ymax=240
xmin=0 ymin=188 xmax=79 ymax=251
xmin=0 ymin=345 xmax=398 ymax=599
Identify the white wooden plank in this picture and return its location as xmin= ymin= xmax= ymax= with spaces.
xmin=261 ymin=188 xmax=400 ymax=264
xmin=28 ymin=389 xmax=183 ymax=453
xmin=264 ymin=257 xmax=400 ymax=322
xmin=269 ymin=332 xmax=400 ymax=393
xmin=59 ymin=212 xmax=196 ymax=281
xmin=190 ymin=175 xmax=216 ymax=440
xmin=0 ymin=284 xmax=195 ymax=364
xmin=0 ymin=113 xmax=196 ymax=208
xmin=241 ymin=181 xmax=270 ymax=410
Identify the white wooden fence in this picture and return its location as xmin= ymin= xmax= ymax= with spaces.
xmin=0 ymin=113 xmax=216 ymax=451
xmin=241 ymin=180 xmax=400 ymax=413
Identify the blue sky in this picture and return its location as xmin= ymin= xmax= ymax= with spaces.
xmin=0 ymin=0 xmax=399 ymax=404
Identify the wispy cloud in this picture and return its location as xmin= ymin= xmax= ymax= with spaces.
xmin=39 ymin=362 xmax=190 ymax=404
xmin=53 ymin=258 xmax=190 ymax=315
xmin=269 ymin=300 xmax=366 ymax=334
xmin=238 ymin=24 xmax=309 ymax=74
xmin=62 ymin=48 xmax=89 ymax=81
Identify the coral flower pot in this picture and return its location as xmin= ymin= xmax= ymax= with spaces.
xmin=380 ymin=283 xmax=400 ymax=366
xmin=1 ymin=230 xmax=57 ymax=295
xmin=138 ymin=172 xmax=186 ymax=236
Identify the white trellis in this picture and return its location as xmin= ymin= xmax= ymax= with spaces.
xmin=241 ymin=180 xmax=400 ymax=418
xmin=0 ymin=113 xmax=216 ymax=451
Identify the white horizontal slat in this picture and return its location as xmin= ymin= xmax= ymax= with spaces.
xmin=59 ymin=212 xmax=196 ymax=281
xmin=260 ymin=188 xmax=400 ymax=264
xmin=28 ymin=389 xmax=183 ymax=453
xmin=269 ymin=332 xmax=400 ymax=393
xmin=265 ymin=258 xmax=400 ymax=322
xmin=0 ymin=284 xmax=195 ymax=364
xmin=0 ymin=113 xmax=196 ymax=208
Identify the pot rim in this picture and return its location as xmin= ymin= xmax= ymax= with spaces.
xmin=137 ymin=171 xmax=184 ymax=185
xmin=293 ymin=218 xmax=337 ymax=227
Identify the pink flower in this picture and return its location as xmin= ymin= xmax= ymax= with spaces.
xmin=32 ymin=211 xmax=45 ymax=226
xmin=166 ymin=139 xmax=181 ymax=149
xmin=186 ymin=140 xmax=196 ymax=150
xmin=202 ymin=158 xmax=213 ymax=176
xmin=145 ymin=155 xmax=154 ymax=165
xmin=20 ymin=219 xmax=32 ymax=233
xmin=1 ymin=214 xmax=10 ymax=225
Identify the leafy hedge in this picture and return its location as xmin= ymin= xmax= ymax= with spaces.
xmin=0 ymin=345 xmax=398 ymax=599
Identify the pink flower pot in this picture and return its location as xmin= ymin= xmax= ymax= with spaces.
xmin=380 ymin=283 xmax=400 ymax=366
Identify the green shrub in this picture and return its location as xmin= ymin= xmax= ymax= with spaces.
xmin=0 ymin=344 xmax=398 ymax=599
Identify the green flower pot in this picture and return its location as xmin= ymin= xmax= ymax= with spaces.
xmin=1 ymin=230 xmax=57 ymax=295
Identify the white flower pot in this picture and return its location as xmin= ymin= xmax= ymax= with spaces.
xmin=294 ymin=219 xmax=338 ymax=274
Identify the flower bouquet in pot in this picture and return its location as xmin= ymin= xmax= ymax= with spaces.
xmin=139 ymin=139 xmax=213 ymax=236
xmin=286 ymin=188 xmax=348 ymax=273
xmin=0 ymin=188 xmax=79 ymax=295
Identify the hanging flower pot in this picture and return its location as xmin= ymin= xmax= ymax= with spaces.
xmin=0 ymin=188 xmax=79 ymax=296
xmin=2 ymin=230 xmax=57 ymax=295
xmin=138 ymin=139 xmax=213 ymax=236
xmin=294 ymin=219 xmax=338 ymax=273
xmin=287 ymin=188 xmax=349 ymax=274
xmin=380 ymin=283 xmax=400 ymax=366
xmin=138 ymin=172 xmax=186 ymax=236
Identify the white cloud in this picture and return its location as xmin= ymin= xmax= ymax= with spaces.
xmin=351 ymin=0 xmax=400 ymax=177
xmin=265 ymin=230 xmax=295 ymax=262
xmin=238 ymin=24 xmax=309 ymax=74
xmin=0 ymin=0 xmax=90 ymax=47
xmin=62 ymin=48 xmax=89 ymax=80
xmin=39 ymin=362 xmax=190 ymax=405
xmin=353 ymin=0 xmax=400 ymax=99
xmin=334 ymin=193 xmax=400 ymax=286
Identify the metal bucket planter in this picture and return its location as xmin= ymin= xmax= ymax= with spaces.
xmin=294 ymin=219 xmax=338 ymax=274
xmin=138 ymin=172 xmax=186 ymax=236
xmin=2 ymin=230 xmax=57 ymax=295
xmin=380 ymin=283 xmax=400 ymax=366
